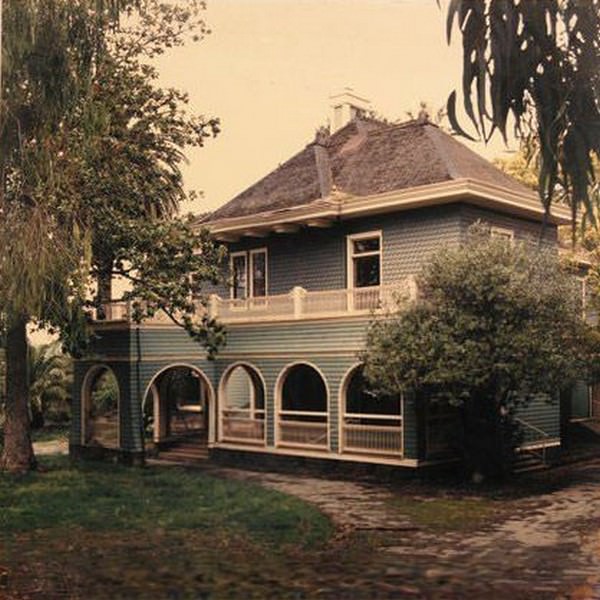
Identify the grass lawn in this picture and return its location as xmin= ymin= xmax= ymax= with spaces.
xmin=0 ymin=456 xmax=337 ymax=599
xmin=387 ymin=494 xmax=503 ymax=532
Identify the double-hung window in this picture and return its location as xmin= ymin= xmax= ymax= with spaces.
xmin=490 ymin=226 xmax=514 ymax=244
xmin=347 ymin=232 xmax=382 ymax=289
xmin=230 ymin=248 xmax=268 ymax=300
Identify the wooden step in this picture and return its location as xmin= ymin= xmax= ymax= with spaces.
xmin=513 ymin=451 xmax=547 ymax=474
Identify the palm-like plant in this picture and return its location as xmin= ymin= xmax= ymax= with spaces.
xmin=28 ymin=342 xmax=72 ymax=429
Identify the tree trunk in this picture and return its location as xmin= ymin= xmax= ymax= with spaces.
xmin=0 ymin=316 xmax=36 ymax=472
xmin=95 ymin=256 xmax=113 ymax=320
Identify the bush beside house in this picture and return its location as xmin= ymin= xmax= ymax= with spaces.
xmin=363 ymin=224 xmax=598 ymax=479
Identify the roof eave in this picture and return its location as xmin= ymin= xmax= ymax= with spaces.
xmin=201 ymin=178 xmax=572 ymax=240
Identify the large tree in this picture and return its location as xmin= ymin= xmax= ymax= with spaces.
xmin=0 ymin=0 xmax=224 ymax=472
xmin=445 ymin=1 xmax=600 ymax=227
xmin=362 ymin=224 xmax=595 ymax=478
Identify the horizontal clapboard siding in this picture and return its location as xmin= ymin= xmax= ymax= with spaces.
xmin=515 ymin=395 xmax=560 ymax=442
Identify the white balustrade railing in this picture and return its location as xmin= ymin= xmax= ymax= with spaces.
xmin=342 ymin=423 xmax=403 ymax=456
xmin=278 ymin=418 xmax=328 ymax=449
xmin=214 ymin=281 xmax=415 ymax=324
xmin=221 ymin=410 xmax=265 ymax=444
xmin=341 ymin=413 xmax=403 ymax=456
xmin=92 ymin=279 xmax=416 ymax=326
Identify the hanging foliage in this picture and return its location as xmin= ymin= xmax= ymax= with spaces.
xmin=445 ymin=1 xmax=600 ymax=227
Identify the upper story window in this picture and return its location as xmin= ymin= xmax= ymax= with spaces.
xmin=231 ymin=248 xmax=268 ymax=299
xmin=347 ymin=231 xmax=382 ymax=288
xmin=490 ymin=226 xmax=514 ymax=244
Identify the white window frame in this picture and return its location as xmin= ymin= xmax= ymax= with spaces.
xmin=346 ymin=231 xmax=383 ymax=290
xmin=249 ymin=247 xmax=268 ymax=298
xmin=490 ymin=226 xmax=514 ymax=244
xmin=229 ymin=248 xmax=269 ymax=300
xmin=230 ymin=251 xmax=248 ymax=300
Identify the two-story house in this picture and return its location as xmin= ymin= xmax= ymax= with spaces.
xmin=71 ymin=92 xmax=571 ymax=471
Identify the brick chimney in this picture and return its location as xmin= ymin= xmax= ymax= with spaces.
xmin=329 ymin=88 xmax=371 ymax=132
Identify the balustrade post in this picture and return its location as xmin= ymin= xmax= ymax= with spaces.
xmin=208 ymin=294 xmax=220 ymax=319
xmin=407 ymin=275 xmax=418 ymax=302
xmin=291 ymin=286 xmax=307 ymax=319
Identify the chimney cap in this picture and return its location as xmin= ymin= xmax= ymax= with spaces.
xmin=329 ymin=87 xmax=370 ymax=109
xmin=329 ymin=87 xmax=371 ymax=132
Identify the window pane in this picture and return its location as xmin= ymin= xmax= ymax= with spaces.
xmin=354 ymin=255 xmax=380 ymax=287
xmin=353 ymin=237 xmax=380 ymax=254
xmin=232 ymin=255 xmax=247 ymax=299
xmin=491 ymin=229 xmax=513 ymax=242
xmin=251 ymin=251 xmax=267 ymax=297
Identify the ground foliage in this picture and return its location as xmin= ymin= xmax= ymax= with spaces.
xmin=362 ymin=224 xmax=598 ymax=478
xmin=445 ymin=1 xmax=600 ymax=226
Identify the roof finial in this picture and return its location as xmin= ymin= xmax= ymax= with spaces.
xmin=417 ymin=102 xmax=429 ymax=124
xmin=314 ymin=125 xmax=331 ymax=145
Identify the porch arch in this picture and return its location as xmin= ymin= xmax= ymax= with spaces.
xmin=142 ymin=363 xmax=216 ymax=445
xmin=275 ymin=361 xmax=329 ymax=450
xmin=81 ymin=364 xmax=121 ymax=449
xmin=218 ymin=362 xmax=267 ymax=445
xmin=339 ymin=363 xmax=403 ymax=457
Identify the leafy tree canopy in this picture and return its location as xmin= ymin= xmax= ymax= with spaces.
xmin=1 ymin=0 xmax=225 ymax=356
xmin=0 ymin=0 xmax=224 ymax=471
xmin=362 ymin=224 xmax=597 ymax=476
xmin=445 ymin=1 xmax=600 ymax=226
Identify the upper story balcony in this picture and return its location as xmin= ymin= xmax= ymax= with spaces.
xmin=91 ymin=278 xmax=417 ymax=327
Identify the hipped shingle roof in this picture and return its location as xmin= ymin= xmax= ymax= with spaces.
xmin=207 ymin=119 xmax=531 ymax=222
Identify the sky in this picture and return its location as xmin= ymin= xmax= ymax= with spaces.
xmin=154 ymin=0 xmax=517 ymax=216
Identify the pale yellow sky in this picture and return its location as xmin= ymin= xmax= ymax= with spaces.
xmin=155 ymin=0 xmax=517 ymax=216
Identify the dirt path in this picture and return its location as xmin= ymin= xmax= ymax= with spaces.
xmin=32 ymin=439 xmax=68 ymax=456
xmin=201 ymin=461 xmax=600 ymax=598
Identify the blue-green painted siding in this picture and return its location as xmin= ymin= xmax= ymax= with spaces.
xmin=570 ymin=381 xmax=590 ymax=419
xmin=72 ymin=317 xmax=422 ymax=459
xmin=213 ymin=203 xmax=556 ymax=300
xmin=459 ymin=205 xmax=558 ymax=246
xmin=515 ymin=395 xmax=560 ymax=443
xmin=72 ymin=202 xmax=560 ymax=463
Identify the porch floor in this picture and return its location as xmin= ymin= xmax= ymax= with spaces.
xmin=155 ymin=432 xmax=209 ymax=464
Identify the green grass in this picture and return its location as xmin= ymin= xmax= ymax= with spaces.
xmin=388 ymin=494 xmax=502 ymax=531
xmin=0 ymin=456 xmax=331 ymax=548
xmin=0 ymin=457 xmax=338 ymax=598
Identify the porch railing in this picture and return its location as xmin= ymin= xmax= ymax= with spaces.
xmin=91 ymin=279 xmax=416 ymax=326
xmin=215 ymin=282 xmax=415 ymax=323
xmin=221 ymin=409 xmax=265 ymax=445
xmin=278 ymin=412 xmax=328 ymax=449
xmin=515 ymin=417 xmax=553 ymax=465
xmin=341 ymin=414 xmax=403 ymax=456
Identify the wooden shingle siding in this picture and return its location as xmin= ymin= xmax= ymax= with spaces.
xmin=459 ymin=204 xmax=556 ymax=245
xmin=225 ymin=205 xmax=464 ymax=296
xmin=215 ymin=203 xmax=552 ymax=300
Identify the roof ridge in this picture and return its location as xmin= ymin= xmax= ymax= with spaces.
xmin=365 ymin=118 xmax=439 ymax=135
xmin=423 ymin=124 xmax=459 ymax=180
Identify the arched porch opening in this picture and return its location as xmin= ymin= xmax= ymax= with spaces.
xmin=340 ymin=364 xmax=403 ymax=456
xmin=219 ymin=363 xmax=266 ymax=445
xmin=143 ymin=365 xmax=214 ymax=448
xmin=276 ymin=362 xmax=328 ymax=450
xmin=81 ymin=365 xmax=120 ymax=449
